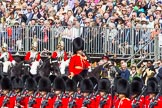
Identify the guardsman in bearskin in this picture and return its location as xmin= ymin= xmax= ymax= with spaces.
xmin=63 ymin=78 xmax=77 ymax=108
xmin=69 ymin=37 xmax=91 ymax=78
xmin=0 ymin=43 xmax=16 ymax=76
xmin=114 ymin=78 xmax=131 ymax=108
xmin=80 ymin=78 xmax=95 ymax=108
xmin=89 ymin=77 xmax=98 ymax=97
xmin=20 ymin=77 xmax=37 ymax=108
xmin=145 ymin=77 xmax=162 ymax=108
xmin=51 ymin=77 xmax=66 ymax=108
xmin=12 ymin=77 xmax=24 ymax=107
xmin=112 ymin=76 xmax=122 ymax=106
xmin=24 ymin=41 xmax=41 ymax=76
xmin=0 ymin=77 xmax=15 ymax=107
xmin=51 ymin=41 xmax=69 ymax=75
xmin=96 ymin=78 xmax=112 ymax=108
xmin=33 ymin=77 xmax=52 ymax=108
xmin=72 ymin=75 xmax=84 ymax=108
xmin=131 ymin=77 xmax=145 ymax=108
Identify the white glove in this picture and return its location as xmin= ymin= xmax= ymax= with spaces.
xmin=88 ymin=68 xmax=92 ymax=72
xmin=11 ymin=60 xmax=16 ymax=66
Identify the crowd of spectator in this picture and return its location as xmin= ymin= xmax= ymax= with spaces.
xmin=0 ymin=0 xmax=161 ymax=28
xmin=0 ymin=0 xmax=161 ymax=56
xmin=97 ymin=56 xmax=162 ymax=85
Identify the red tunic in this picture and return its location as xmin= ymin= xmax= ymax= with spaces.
xmin=96 ymin=94 xmax=112 ymax=108
xmin=114 ymin=98 xmax=132 ymax=108
xmin=0 ymin=52 xmax=14 ymax=62
xmin=51 ymin=50 xmax=68 ymax=61
xmin=24 ymin=51 xmax=40 ymax=61
xmin=131 ymin=95 xmax=145 ymax=108
xmin=81 ymin=97 xmax=96 ymax=108
xmin=0 ymin=95 xmax=16 ymax=107
xmin=145 ymin=95 xmax=162 ymax=108
xmin=69 ymin=54 xmax=90 ymax=75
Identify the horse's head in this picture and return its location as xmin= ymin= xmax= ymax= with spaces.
xmin=50 ymin=61 xmax=61 ymax=76
xmin=38 ymin=58 xmax=61 ymax=77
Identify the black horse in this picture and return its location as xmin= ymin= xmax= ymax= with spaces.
xmin=38 ymin=58 xmax=61 ymax=77
xmin=10 ymin=60 xmax=31 ymax=78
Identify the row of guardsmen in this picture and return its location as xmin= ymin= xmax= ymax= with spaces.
xmin=0 ymin=74 xmax=162 ymax=108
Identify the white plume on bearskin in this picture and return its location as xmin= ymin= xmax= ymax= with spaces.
xmin=30 ymin=61 xmax=39 ymax=75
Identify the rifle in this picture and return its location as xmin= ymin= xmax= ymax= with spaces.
xmin=54 ymin=92 xmax=64 ymax=108
xmin=149 ymin=87 xmax=161 ymax=108
xmin=99 ymin=93 xmax=109 ymax=107
xmin=132 ymin=86 xmax=147 ymax=108
xmin=28 ymin=90 xmax=38 ymax=107
xmin=2 ymin=91 xmax=13 ymax=107
xmin=68 ymin=92 xmax=78 ymax=108
xmin=82 ymin=93 xmax=93 ymax=107
xmin=41 ymin=92 xmax=52 ymax=108
xmin=16 ymin=88 xmax=27 ymax=104
xmin=93 ymin=84 xmax=98 ymax=98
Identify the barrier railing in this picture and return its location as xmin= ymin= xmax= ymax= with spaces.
xmin=0 ymin=26 xmax=161 ymax=61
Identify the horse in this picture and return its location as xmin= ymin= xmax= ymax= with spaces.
xmin=88 ymin=61 xmax=120 ymax=82
xmin=38 ymin=58 xmax=61 ymax=77
xmin=9 ymin=60 xmax=31 ymax=78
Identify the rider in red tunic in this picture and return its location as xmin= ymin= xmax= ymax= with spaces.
xmin=69 ymin=37 xmax=91 ymax=78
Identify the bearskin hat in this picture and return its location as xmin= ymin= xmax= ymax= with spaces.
xmin=73 ymin=37 xmax=84 ymax=54
xmin=113 ymin=76 xmax=122 ymax=92
xmin=1 ymin=77 xmax=12 ymax=90
xmin=147 ymin=77 xmax=158 ymax=94
xmin=53 ymin=77 xmax=65 ymax=91
xmin=116 ymin=78 xmax=130 ymax=97
xmin=25 ymin=77 xmax=37 ymax=91
xmin=65 ymin=79 xmax=77 ymax=92
xmin=89 ymin=77 xmax=98 ymax=91
xmin=98 ymin=78 xmax=111 ymax=93
xmin=131 ymin=77 xmax=143 ymax=95
xmin=38 ymin=77 xmax=51 ymax=92
xmin=80 ymin=79 xmax=93 ymax=93
xmin=72 ymin=75 xmax=83 ymax=88
xmin=49 ymin=75 xmax=56 ymax=84
xmin=12 ymin=77 xmax=23 ymax=90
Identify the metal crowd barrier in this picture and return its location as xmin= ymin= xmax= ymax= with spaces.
xmin=0 ymin=26 xmax=161 ymax=61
